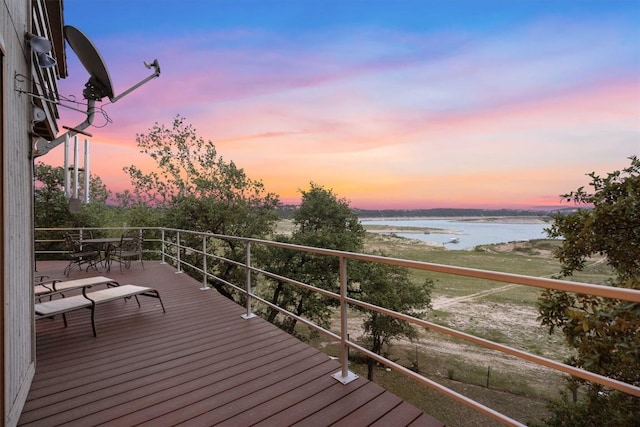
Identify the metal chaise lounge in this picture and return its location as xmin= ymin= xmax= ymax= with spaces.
xmin=35 ymin=284 xmax=166 ymax=336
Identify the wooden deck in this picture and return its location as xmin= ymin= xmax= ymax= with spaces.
xmin=20 ymin=261 xmax=443 ymax=426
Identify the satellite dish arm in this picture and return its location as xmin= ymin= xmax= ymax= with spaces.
xmin=33 ymin=99 xmax=96 ymax=158
xmin=109 ymin=59 xmax=161 ymax=103
xmin=32 ymin=59 xmax=161 ymax=158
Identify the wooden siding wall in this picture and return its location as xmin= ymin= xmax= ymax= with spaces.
xmin=1 ymin=1 xmax=36 ymax=426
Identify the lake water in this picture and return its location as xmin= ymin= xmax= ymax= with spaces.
xmin=360 ymin=218 xmax=551 ymax=250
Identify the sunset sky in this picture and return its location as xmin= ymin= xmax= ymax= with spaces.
xmin=47 ymin=0 xmax=640 ymax=209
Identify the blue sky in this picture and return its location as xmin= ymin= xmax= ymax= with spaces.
xmin=52 ymin=0 xmax=640 ymax=209
xmin=65 ymin=1 xmax=635 ymax=34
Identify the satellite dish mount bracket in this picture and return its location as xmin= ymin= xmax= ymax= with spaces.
xmin=32 ymin=26 xmax=161 ymax=158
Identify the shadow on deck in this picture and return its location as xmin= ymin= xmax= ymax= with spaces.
xmin=20 ymin=261 xmax=443 ymax=426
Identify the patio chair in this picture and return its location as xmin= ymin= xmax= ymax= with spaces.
xmin=110 ymin=232 xmax=145 ymax=272
xmin=63 ymin=233 xmax=100 ymax=276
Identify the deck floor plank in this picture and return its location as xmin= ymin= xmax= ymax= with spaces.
xmin=20 ymin=261 xmax=443 ymax=427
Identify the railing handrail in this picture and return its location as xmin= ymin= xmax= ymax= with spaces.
xmin=34 ymin=226 xmax=640 ymax=427
xmin=157 ymin=227 xmax=639 ymax=303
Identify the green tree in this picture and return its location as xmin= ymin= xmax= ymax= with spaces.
xmin=111 ymin=189 xmax=164 ymax=229
xmin=34 ymin=162 xmax=72 ymax=228
xmin=34 ymin=162 xmax=111 ymax=228
xmin=258 ymin=183 xmax=433 ymax=380
xmin=350 ymin=258 xmax=433 ymax=380
xmin=292 ymin=182 xmax=365 ymax=252
xmin=69 ymin=174 xmax=112 ymax=229
xmin=538 ymin=156 xmax=640 ymax=426
xmin=34 ymin=162 xmax=113 ymax=259
xmin=258 ymin=183 xmax=364 ymax=334
xmin=123 ymin=115 xmax=280 ymax=300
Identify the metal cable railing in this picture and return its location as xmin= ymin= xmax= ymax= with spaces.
xmin=35 ymin=226 xmax=640 ymax=427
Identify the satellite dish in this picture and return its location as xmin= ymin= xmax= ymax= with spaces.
xmin=64 ymin=25 xmax=115 ymax=101
xmin=33 ymin=25 xmax=160 ymax=157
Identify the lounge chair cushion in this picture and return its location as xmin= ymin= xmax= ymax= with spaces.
xmin=35 ymin=295 xmax=92 ymax=316
xmin=35 ymin=285 xmax=156 ymax=317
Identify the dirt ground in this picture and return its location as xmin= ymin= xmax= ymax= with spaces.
xmin=328 ymin=294 xmax=571 ymax=390
xmin=322 ymin=297 xmax=567 ymax=425
xmin=330 ymin=234 xmax=570 ymax=425
xmin=279 ymin=218 xmax=572 ymax=423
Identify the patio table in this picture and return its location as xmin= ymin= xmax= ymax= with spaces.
xmin=81 ymin=237 xmax=132 ymax=271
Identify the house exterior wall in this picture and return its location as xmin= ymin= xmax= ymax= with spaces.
xmin=1 ymin=1 xmax=35 ymax=424
xmin=1 ymin=1 xmax=63 ymax=425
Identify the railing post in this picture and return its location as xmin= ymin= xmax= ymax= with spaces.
xmin=161 ymin=229 xmax=166 ymax=264
xmin=242 ymin=242 xmax=257 ymax=319
xmin=78 ymin=228 xmax=86 ymax=251
xmin=200 ymin=235 xmax=209 ymax=290
xmin=138 ymin=228 xmax=144 ymax=262
xmin=175 ymin=231 xmax=183 ymax=274
xmin=332 ymin=256 xmax=358 ymax=384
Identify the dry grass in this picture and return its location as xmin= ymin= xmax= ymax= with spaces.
xmin=274 ymin=219 xmax=612 ymax=426
xmin=299 ymin=222 xmax=611 ymax=426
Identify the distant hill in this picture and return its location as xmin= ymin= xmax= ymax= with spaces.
xmin=351 ymin=208 xmax=555 ymax=218
xmin=276 ymin=206 xmax=576 ymax=219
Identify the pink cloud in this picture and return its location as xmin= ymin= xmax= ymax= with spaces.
xmin=49 ymin=16 xmax=638 ymax=210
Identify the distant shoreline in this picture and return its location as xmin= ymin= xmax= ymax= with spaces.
xmin=275 ymin=216 xmax=552 ymax=237
xmin=359 ymin=216 xmax=551 ymax=224
xmin=359 ymin=216 xmax=551 ymax=236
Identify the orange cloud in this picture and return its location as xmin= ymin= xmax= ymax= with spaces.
xmin=49 ymin=15 xmax=638 ymax=210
